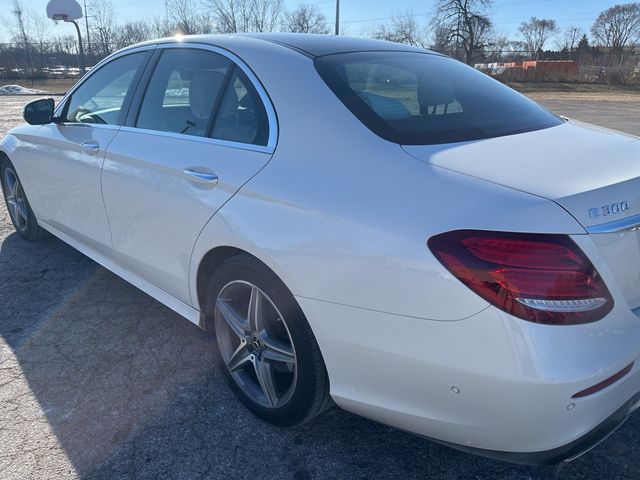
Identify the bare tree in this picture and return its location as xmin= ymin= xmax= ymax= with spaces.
xmin=251 ymin=0 xmax=284 ymax=32
xmin=375 ymin=12 xmax=425 ymax=47
xmin=591 ymin=3 xmax=640 ymax=55
xmin=150 ymin=16 xmax=176 ymax=38
xmin=431 ymin=0 xmax=493 ymax=65
xmin=207 ymin=0 xmax=283 ymax=33
xmin=282 ymin=3 xmax=329 ymax=34
xmin=52 ymin=34 xmax=80 ymax=55
xmin=30 ymin=10 xmax=52 ymax=68
xmin=10 ymin=0 xmax=34 ymax=78
xmin=518 ymin=17 xmax=558 ymax=56
xmin=556 ymin=25 xmax=583 ymax=50
xmin=167 ymin=0 xmax=213 ymax=35
xmin=88 ymin=0 xmax=119 ymax=56
xmin=116 ymin=22 xmax=152 ymax=49
xmin=208 ymin=0 xmax=252 ymax=33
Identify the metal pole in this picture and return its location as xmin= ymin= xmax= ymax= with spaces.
xmin=71 ymin=20 xmax=86 ymax=74
xmin=83 ymin=0 xmax=92 ymax=58
xmin=334 ymin=0 xmax=340 ymax=35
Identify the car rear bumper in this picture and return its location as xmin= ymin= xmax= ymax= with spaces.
xmin=431 ymin=390 xmax=640 ymax=465
xmin=298 ymin=296 xmax=640 ymax=463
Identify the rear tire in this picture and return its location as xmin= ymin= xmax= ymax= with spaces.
xmin=0 ymin=158 xmax=47 ymax=241
xmin=204 ymin=254 xmax=332 ymax=426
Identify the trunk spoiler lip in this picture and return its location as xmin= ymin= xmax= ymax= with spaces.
xmin=586 ymin=212 xmax=640 ymax=234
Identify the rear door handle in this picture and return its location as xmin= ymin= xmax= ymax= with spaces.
xmin=81 ymin=140 xmax=100 ymax=155
xmin=183 ymin=168 xmax=219 ymax=186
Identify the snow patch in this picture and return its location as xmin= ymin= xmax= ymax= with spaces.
xmin=0 ymin=85 xmax=50 ymax=95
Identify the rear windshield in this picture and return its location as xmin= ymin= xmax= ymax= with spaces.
xmin=315 ymin=52 xmax=563 ymax=145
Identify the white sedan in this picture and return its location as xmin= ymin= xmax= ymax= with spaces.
xmin=2 ymin=34 xmax=640 ymax=465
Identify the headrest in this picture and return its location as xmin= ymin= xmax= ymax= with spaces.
xmin=357 ymin=91 xmax=409 ymax=120
xmin=189 ymin=69 xmax=226 ymax=119
xmin=418 ymin=78 xmax=456 ymax=106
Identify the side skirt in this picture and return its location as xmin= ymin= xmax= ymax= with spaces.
xmin=39 ymin=221 xmax=202 ymax=327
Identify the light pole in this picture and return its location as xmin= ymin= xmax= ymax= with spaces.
xmin=335 ymin=0 xmax=340 ymax=35
xmin=83 ymin=0 xmax=92 ymax=58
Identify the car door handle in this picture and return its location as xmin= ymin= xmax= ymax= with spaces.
xmin=81 ymin=140 xmax=100 ymax=155
xmin=183 ymin=168 xmax=219 ymax=186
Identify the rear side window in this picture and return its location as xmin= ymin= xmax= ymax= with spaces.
xmin=315 ymin=52 xmax=562 ymax=145
xmin=212 ymin=69 xmax=269 ymax=146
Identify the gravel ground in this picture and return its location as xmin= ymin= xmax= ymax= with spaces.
xmin=1 ymin=93 xmax=639 ymax=480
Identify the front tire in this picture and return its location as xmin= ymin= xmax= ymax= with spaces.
xmin=0 ymin=159 xmax=46 ymax=241
xmin=205 ymin=254 xmax=332 ymax=426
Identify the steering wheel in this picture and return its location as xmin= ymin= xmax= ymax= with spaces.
xmin=73 ymin=108 xmax=107 ymax=125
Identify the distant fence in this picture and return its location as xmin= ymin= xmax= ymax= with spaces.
xmin=472 ymin=48 xmax=640 ymax=85
xmin=475 ymin=61 xmax=640 ymax=85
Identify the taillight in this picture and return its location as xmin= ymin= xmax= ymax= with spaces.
xmin=428 ymin=230 xmax=613 ymax=325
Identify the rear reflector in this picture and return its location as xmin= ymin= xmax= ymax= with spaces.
xmin=572 ymin=363 xmax=634 ymax=398
xmin=428 ymin=230 xmax=613 ymax=325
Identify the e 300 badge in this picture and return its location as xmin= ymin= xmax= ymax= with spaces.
xmin=589 ymin=201 xmax=631 ymax=219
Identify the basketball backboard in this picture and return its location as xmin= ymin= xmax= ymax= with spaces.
xmin=46 ymin=0 xmax=83 ymax=22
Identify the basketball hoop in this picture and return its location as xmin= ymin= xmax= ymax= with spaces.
xmin=46 ymin=0 xmax=85 ymax=73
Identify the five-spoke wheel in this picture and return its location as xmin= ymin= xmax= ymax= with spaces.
xmin=1 ymin=159 xmax=46 ymax=241
xmin=206 ymin=254 xmax=332 ymax=425
xmin=215 ymin=280 xmax=297 ymax=408
xmin=2 ymin=166 xmax=28 ymax=232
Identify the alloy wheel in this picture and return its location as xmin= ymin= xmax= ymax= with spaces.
xmin=214 ymin=280 xmax=298 ymax=409
xmin=3 ymin=167 xmax=28 ymax=232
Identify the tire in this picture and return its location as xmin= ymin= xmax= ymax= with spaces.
xmin=0 ymin=158 xmax=47 ymax=241
xmin=204 ymin=254 xmax=332 ymax=426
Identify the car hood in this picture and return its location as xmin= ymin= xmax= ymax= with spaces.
xmin=403 ymin=121 xmax=640 ymax=230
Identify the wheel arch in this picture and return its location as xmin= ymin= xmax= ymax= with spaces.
xmin=0 ymin=149 xmax=10 ymax=165
xmin=195 ymin=245 xmax=298 ymax=324
xmin=195 ymin=245 xmax=248 ymax=316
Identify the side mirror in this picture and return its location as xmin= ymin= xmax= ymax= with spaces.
xmin=23 ymin=98 xmax=56 ymax=125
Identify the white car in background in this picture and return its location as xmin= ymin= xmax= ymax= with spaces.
xmin=2 ymin=34 xmax=640 ymax=465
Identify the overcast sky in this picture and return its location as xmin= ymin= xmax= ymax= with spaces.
xmin=0 ymin=0 xmax=622 ymax=43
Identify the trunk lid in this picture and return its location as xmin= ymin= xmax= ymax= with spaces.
xmin=404 ymin=121 xmax=640 ymax=309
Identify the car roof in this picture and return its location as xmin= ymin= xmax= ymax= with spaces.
xmin=237 ymin=33 xmax=433 ymax=57
xmin=128 ymin=33 xmax=434 ymax=59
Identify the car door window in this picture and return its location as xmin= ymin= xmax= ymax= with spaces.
xmin=62 ymin=52 xmax=147 ymax=125
xmin=136 ymin=49 xmax=232 ymax=138
xmin=211 ymin=69 xmax=269 ymax=147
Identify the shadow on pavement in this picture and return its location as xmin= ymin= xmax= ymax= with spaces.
xmin=1 ymin=231 xmax=639 ymax=479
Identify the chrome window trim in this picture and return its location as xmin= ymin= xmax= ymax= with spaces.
xmin=54 ymin=123 xmax=121 ymax=132
xmin=585 ymin=213 xmax=640 ymax=234
xmin=53 ymin=44 xmax=158 ymax=118
xmin=117 ymin=125 xmax=273 ymax=154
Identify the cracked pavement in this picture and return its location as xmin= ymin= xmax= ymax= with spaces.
xmin=1 ymin=94 xmax=640 ymax=479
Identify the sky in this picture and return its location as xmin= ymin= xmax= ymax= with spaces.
xmin=0 ymin=0 xmax=623 ymax=44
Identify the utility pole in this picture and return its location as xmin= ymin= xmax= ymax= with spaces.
xmin=83 ymin=0 xmax=92 ymax=58
xmin=334 ymin=0 xmax=340 ymax=35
